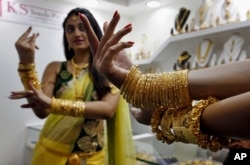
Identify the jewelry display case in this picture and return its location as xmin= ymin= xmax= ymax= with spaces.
xmin=26 ymin=124 xmax=43 ymax=150
xmin=133 ymin=133 xmax=224 ymax=165
xmin=133 ymin=20 xmax=250 ymax=72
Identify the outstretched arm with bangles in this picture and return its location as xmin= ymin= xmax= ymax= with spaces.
xmin=79 ymin=10 xmax=250 ymax=151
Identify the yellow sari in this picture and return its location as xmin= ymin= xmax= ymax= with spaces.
xmin=31 ymin=64 xmax=136 ymax=165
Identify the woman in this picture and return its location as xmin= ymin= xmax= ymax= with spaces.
xmin=79 ymin=10 xmax=250 ymax=152
xmin=10 ymin=8 xmax=135 ymax=165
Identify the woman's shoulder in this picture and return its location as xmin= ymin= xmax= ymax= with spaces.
xmin=46 ymin=61 xmax=67 ymax=68
xmin=45 ymin=61 xmax=68 ymax=73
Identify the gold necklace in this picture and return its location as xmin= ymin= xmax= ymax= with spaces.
xmin=198 ymin=3 xmax=209 ymax=28
xmin=247 ymin=10 xmax=250 ymax=20
xmin=71 ymin=58 xmax=89 ymax=74
xmin=178 ymin=52 xmax=190 ymax=65
xmin=176 ymin=8 xmax=190 ymax=33
xmin=224 ymin=0 xmax=231 ymax=21
xmin=229 ymin=39 xmax=235 ymax=62
xmin=71 ymin=58 xmax=89 ymax=100
xmin=196 ymin=39 xmax=212 ymax=64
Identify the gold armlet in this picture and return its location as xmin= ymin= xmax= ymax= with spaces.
xmin=50 ymin=97 xmax=85 ymax=117
xmin=120 ymin=65 xmax=192 ymax=110
xmin=151 ymin=97 xmax=231 ymax=152
xmin=18 ymin=63 xmax=41 ymax=90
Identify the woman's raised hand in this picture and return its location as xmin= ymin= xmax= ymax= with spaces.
xmin=79 ymin=11 xmax=134 ymax=88
xmin=15 ymin=26 xmax=39 ymax=64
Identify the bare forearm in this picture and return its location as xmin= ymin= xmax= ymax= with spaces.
xmin=201 ymin=91 xmax=250 ymax=139
xmin=189 ymin=59 xmax=250 ymax=100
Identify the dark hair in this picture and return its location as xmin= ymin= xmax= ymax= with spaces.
xmin=62 ymin=8 xmax=110 ymax=99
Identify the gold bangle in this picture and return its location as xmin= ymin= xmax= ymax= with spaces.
xmin=50 ymin=97 xmax=85 ymax=117
xmin=189 ymin=97 xmax=231 ymax=151
xmin=18 ymin=68 xmax=41 ymax=90
xmin=152 ymin=97 xmax=230 ymax=152
xmin=120 ymin=65 xmax=192 ymax=110
xmin=18 ymin=63 xmax=35 ymax=70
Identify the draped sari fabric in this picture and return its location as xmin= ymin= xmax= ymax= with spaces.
xmin=31 ymin=63 xmax=136 ymax=165
xmin=106 ymin=97 xmax=136 ymax=165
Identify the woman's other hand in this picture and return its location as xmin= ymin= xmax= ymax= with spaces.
xmin=130 ymin=107 xmax=153 ymax=125
xmin=79 ymin=11 xmax=134 ymax=88
xmin=8 ymin=82 xmax=51 ymax=118
xmin=15 ymin=26 xmax=39 ymax=64
xmin=229 ymin=140 xmax=250 ymax=149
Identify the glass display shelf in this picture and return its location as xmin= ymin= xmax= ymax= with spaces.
xmin=133 ymin=133 xmax=224 ymax=165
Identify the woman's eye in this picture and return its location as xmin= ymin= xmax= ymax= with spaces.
xmin=79 ymin=24 xmax=85 ymax=32
xmin=66 ymin=27 xmax=74 ymax=33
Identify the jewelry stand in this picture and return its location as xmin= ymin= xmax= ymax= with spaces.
xmin=209 ymin=53 xmax=218 ymax=67
xmin=192 ymin=38 xmax=214 ymax=69
xmin=220 ymin=33 xmax=245 ymax=64
xmin=174 ymin=7 xmax=190 ymax=34
xmin=195 ymin=0 xmax=213 ymax=30
xmin=173 ymin=51 xmax=191 ymax=71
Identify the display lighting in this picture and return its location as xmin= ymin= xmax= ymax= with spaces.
xmin=146 ymin=0 xmax=161 ymax=8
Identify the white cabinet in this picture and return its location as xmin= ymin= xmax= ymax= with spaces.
xmin=134 ymin=21 xmax=250 ymax=71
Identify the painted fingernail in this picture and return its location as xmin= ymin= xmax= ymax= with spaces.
xmin=78 ymin=12 xmax=83 ymax=20
xmin=124 ymin=23 xmax=132 ymax=29
xmin=113 ymin=10 xmax=118 ymax=18
xmin=127 ymin=41 xmax=134 ymax=45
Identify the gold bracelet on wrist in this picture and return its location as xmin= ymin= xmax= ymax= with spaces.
xmin=50 ymin=97 xmax=85 ymax=117
xmin=120 ymin=65 xmax=192 ymax=110
xmin=18 ymin=63 xmax=35 ymax=70
xmin=189 ymin=97 xmax=231 ymax=151
xmin=151 ymin=97 xmax=231 ymax=152
xmin=18 ymin=64 xmax=41 ymax=90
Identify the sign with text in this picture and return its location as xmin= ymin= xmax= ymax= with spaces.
xmin=0 ymin=0 xmax=71 ymax=29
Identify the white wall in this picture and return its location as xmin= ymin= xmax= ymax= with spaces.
xmin=0 ymin=21 xmax=63 ymax=165
xmin=128 ymin=0 xmax=200 ymax=61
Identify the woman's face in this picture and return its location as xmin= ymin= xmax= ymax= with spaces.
xmin=65 ymin=14 xmax=90 ymax=51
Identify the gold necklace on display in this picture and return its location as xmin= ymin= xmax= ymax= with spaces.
xmin=229 ymin=39 xmax=235 ymax=61
xmin=176 ymin=9 xmax=189 ymax=33
xmin=178 ymin=52 xmax=190 ymax=65
xmin=198 ymin=4 xmax=209 ymax=28
xmin=71 ymin=58 xmax=89 ymax=100
xmin=228 ymin=39 xmax=235 ymax=62
xmin=247 ymin=10 xmax=250 ymax=20
xmin=224 ymin=0 xmax=232 ymax=22
xmin=196 ymin=39 xmax=213 ymax=64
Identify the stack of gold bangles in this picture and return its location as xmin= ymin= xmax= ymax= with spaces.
xmin=50 ymin=97 xmax=85 ymax=117
xmin=120 ymin=65 xmax=231 ymax=152
xmin=120 ymin=65 xmax=191 ymax=110
xmin=18 ymin=63 xmax=41 ymax=90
